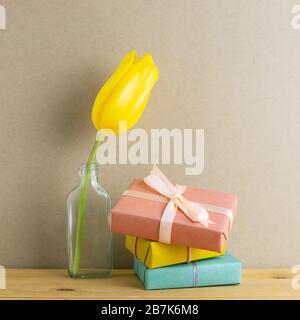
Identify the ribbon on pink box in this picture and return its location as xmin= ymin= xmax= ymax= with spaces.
xmin=123 ymin=165 xmax=234 ymax=245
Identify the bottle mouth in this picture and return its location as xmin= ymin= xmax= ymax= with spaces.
xmin=79 ymin=163 xmax=100 ymax=172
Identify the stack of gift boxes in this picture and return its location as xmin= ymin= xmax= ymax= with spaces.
xmin=112 ymin=166 xmax=241 ymax=290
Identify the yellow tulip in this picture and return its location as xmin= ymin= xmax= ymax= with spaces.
xmin=72 ymin=51 xmax=159 ymax=276
xmin=91 ymin=50 xmax=159 ymax=134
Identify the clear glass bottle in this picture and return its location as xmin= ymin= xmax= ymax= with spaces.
xmin=67 ymin=163 xmax=112 ymax=278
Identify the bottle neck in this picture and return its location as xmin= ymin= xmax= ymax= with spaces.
xmin=79 ymin=163 xmax=100 ymax=187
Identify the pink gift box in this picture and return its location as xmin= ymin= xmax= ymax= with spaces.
xmin=112 ymin=179 xmax=238 ymax=252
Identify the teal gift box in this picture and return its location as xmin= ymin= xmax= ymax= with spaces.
xmin=133 ymin=252 xmax=242 ymax=290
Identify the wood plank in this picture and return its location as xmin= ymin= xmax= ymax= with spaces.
xmin=0 ymin=269 xmax=299 ymax=300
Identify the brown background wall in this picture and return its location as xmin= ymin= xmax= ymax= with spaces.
xmin=0 ymin=0 xmax=299 ymax=268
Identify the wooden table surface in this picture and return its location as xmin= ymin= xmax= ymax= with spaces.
xmin=0 ymin=269 xmax=299 ymax=300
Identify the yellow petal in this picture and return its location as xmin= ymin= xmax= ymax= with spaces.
xmin=99 ymin=60 xmax=159 ymax=133
xmin=124 ymin=65 xmax=159 ymax=132
xmin=91 ymin=50 xmax=137 ymax=130
xmin=95 ymin=58 xmax=151 ymax=130
xmin=139 ymin=53 xmax=154 ymax=64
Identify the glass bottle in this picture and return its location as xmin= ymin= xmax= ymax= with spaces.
xmin=67 ymin=163 xmax=112 ymax=278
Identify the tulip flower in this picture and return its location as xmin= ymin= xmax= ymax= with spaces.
xmin=91 ymin=50 xmax=159 ymax=134
xmin=72 ymin=51 xmax=159 ymax=275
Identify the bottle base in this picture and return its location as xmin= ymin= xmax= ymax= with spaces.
xmin=68 ymin=269 xmax=112 ymax=279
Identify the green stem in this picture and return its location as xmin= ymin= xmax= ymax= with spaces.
xmin=72 ymin=139 xmax=101 ymax=275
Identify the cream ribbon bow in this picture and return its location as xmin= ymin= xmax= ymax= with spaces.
xmin=143 ymin=165 xmax=214 ymax=243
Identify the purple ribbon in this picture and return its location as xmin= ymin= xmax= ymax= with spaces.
xmin=192 ymin=261 xmax=198 ymax=287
